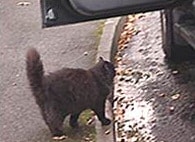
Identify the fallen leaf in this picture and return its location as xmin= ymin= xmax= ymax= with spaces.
xmin=12 ymin=83 xmax=17 ymax=86
xmin=84 ymin=137 xmax=90 ymax=141
xmin=86 ymin=117 xmax=95 ymax=125
xmin=17 ymin=1 xmax=31 ymax=6
xmin=118 ymin=96 xmax=125 ymax=102
xmin=52 ymin=135 xmax=67 ymax=140
xmin=171 ymin=94 xmax=180 ymax=100
xmin=119 ymin=77 xmax=125 ymax=81
xmin=131 ymin=136 xmax=138 ymax=142
xmin=150 ymin=118 xmax=157 ymax=123
xmin=172 ymin=70 xmax=179 ymax=75
xmin=117 ymin=89 xmax=122 ymax=93
xmin=159 ymin=93 xmax=166 ymax=97
xmin=105 ymin=129 xmax=111 ymax=135
xmin=169 ymin=106 xmax=175 ymax=114
xmin=84 ymin=51 xmax=88 ymax=56
xmin=125 ymin=104 xmax=130 ymax=109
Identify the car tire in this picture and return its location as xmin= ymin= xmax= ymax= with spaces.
xmin=160 ymin=9 xmax=195 ymax=61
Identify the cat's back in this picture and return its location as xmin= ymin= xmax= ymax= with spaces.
xmin=55 ymin=68 xmax=90 ymax=80
xmin=44 ymin=67 xmax=94 ymax=87
xmin=43 ymin=67 xmax=97 ymax=106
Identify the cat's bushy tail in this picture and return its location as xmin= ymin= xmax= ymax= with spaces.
xmin=26 ymin=48 xmax=44 ymax=95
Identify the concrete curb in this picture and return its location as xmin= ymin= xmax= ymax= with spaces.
xmin=95 ymin=16 xmax=127 ymax=142
xmin=96 ymin=17 xmax=127 ymax=62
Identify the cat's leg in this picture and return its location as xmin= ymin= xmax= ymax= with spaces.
xmin=93 ymin=99 xmax=111 ymax=125
xmin=69 ymin=112 xmax=81 ymax=128
xmin=42 ymin=108 xmax=67 ymax=140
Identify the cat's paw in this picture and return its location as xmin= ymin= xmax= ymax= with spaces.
xmin=101 ymin=118 xmax=111 ymax=126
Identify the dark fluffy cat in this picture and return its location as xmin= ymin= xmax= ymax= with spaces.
xmin=26 ymin=48 xmax=115 ymax=140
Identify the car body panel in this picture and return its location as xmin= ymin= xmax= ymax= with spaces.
xmin=40 ymin=0 xmax=184 ymax=27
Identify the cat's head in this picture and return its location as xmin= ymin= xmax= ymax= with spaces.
xmin=92 ymin=57 xmax=115 ymax=85
xmin=98 ymin=57 xmax=115 ymax=79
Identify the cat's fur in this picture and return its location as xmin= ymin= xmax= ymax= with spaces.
xmin=26 ymin=48 xmax=115 ymax=138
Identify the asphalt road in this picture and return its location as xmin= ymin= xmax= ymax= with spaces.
xmin=114 ymin=12 xmax=195 ymax=142
xmin=0 ymin=1 xmax=102 ymax=142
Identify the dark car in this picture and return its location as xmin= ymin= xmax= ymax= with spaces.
xmin=40 ymin=0 xmax=195 ymax=61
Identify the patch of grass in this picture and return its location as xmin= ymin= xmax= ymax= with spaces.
xmin=52 ymin=110 xmax=96 ymax=142
xmin=80 ymin=109 xmax=95 ymax=124
xmin=95 ymin=21 xmax=105 ymax=38
xmin=93 ymin=20 xmax=105 ymax=47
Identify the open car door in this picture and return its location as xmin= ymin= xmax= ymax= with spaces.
xmin=40 ymin=0 xmax=184 ymax=27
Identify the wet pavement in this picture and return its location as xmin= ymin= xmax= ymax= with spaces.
xmin=114 ymin=12 xmax=195 ymax=142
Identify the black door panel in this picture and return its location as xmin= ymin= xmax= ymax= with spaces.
xmin=40 ymin=0 xmax=184 ymax=27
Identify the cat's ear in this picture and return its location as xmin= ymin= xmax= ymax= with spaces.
xmin=99 ymin=56 xmax=104 ymax=62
